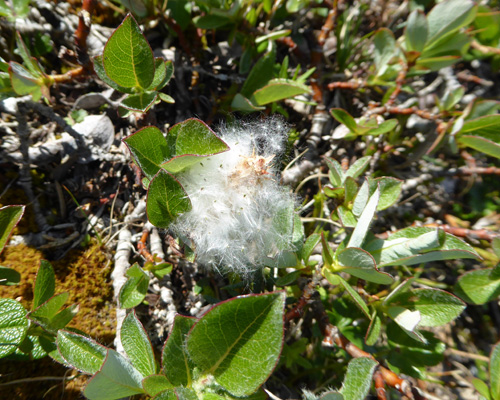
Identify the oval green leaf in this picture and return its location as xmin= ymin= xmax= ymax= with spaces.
xmin=405 ymin=10 xmax=428 ymax=53
xmin=121 ymin=92 xmax=158 ymax=112
xmin=118 ymin=263 xmax=150 ymax=309
xmin=187 ymin=292 xmax=286 ymax=397
xmin=146 ymin=169 xmax=191 ymax=228
xmin=142 ymin=375 xmax=174 ymax=397
xmin=339 ymin=357 xmax=378 ymax=400
xmin=249 ymin=79 xmax=311 ymax=106
xmin=0 ymin=205 xmax=24 ymax=255
xmin=490 ymin=342 xmax=500 ymax=400
xmin=162 ymin=314 xmax=196 ymax=387
xmin=33 ymin=260 xmax=56 ymax=309
xmin=124 ymin=126 xmax=170 ymax=180
xmin=338 ymin=247 xmax=394 ymax=285
xmin=57 ymin=330 xmax=107 ymax=375
xmin=121 ymin=310 xmax=157 ymax=377
xmin=0 ymin=298 xmax=28 ymax=358
xmin=455 ymin=268 xmax=500 ymax=305
xmin=103 ymin=14 xmax=155 ymax=89
xmin=84 ymin=349 xmax=145 ymax=400
xmin=391 ymin=288 xmax=466 ymax=327
xmin=93 ymin=55 xmax=135 ymax=94
xmin=161 ymin=119 xmax=229 ymax=174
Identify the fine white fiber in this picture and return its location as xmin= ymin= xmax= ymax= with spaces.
xmin=170 ymin=118 xmax=297 ymax=276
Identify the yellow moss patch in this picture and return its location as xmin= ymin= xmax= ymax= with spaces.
xmin=0 ymin=241 xmax=115 ymax=343
xmin=0 ymin=241 xmax=116 ymax=399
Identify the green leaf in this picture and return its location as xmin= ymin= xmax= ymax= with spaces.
xmin=390 ymin=288 xmax=465 ymax=327
xmin=321 ymin=233 xmax=335 ymax=269
xmin=324 ymin=186 xmax=344 ymax=198
xmin=366 ymin=229 xmax=441 ymax=267
xmin=337 ymin=206 xmax=357 ymax=228
xmin=33 ymin=260 xmax=56 ymax=309
xmin=338 ymin=247 xmax=393 ymax=284
xmin=348 ymin=186 xmax=380 ymax=248
xmin=175 ymin=387 xmax=199 ymax=400
xmin=161 ymin=119 xmax=229 ymax=173
xmin=93 ymin=55 xmax=135 ymax=94
xmin=118 ymin=263 xmax=150 ymax=309
xmin=330 ymin=109 xmax=358 ymax=133
xmin=491 ymin=342 xmax=500 ymax=400
xmin=121 ymin=311 xmax=157 ymax=377
xmin=442 ymin=86 xmax=465 ymax=111
xmin=0 ymin=266 xmax=20 ymax=285
xmin=320 ymin=393 xmax=344 ymax=400
xmin=121 ymin=92 xmax=158 ymax=112
xmin=17 ymin=333 xmax=58 ymax=361
xmin=0 ymin=299 xmax=28 ymax=358
xmin=167 ymin=0 xmax=192 ymax=30
xmin=187 ymin=292 xmax=285 ymax=397
xmin=373 ymin=28 xmax=397 ymax=77
xmin=272 ymin=201 xmax=295 ymax=252
xmin=336 ymin=275 xmax=370 ymax=318
xmin=425 ymin=0 xmax=476 ymax=49
xmin=148 ymin=59 xmax=174 ymax=91
xmin=368 ymin=177 xmax=402 ymax=211
xmin=0 ymin=205 xmax=24 ymax=255
xmin=365 ymin=227 xmax=479 ymax=266
xmin=15 ymin=32 xmax=44 ymax=76
xmin=365 ymin=312 xmax=381 ymax=346
xmin=162 ymin=315 xmax=196 ymax=386
xmin=387 ymin=306 xmax=425 ymax=342
xmin=158 ymin=92 xmax=175 ymax=104
xmin=249 ymin=79 xmax=311 ymax=106
xmin=154 ymin=390 xmax=178 ymax=400
xmin=415 ymin=55 xmax=461 ymax=71
xmin=458 ymin=115 xmax=500 ymax=156
xmin=30 ymin=292 xmax=68 ymax=320
xmin=231 ymin=93 xmax=265 ymax=112
xmin=405 ymin=10 xmax=428 ymax=53
xmin=455 ymin=268 xmax=500 ymax=305
xmin=276 ymin=270 xmax=302 ymax=286
xmin=240 ymin=50 xmax=275 ymax=98
xmin=300 ymin=233 xmax=321 ymax=263
xmin=325 ymin=157 xmax=345 ymax=187
xmin=29 ymin=296 xmax=78 ymax=334
xmin=120 ymin=0 xmax=149 ymax=18
xmin=8 ymin=61 xmax=43 ymax=100
xmin=458 ymin=135 xmax=500 ymax=159
xmin=102 ymin=13 xmax=155 ymax=89
xmin=124 ymin=126 xmax=170 ymax=180
xmin=386 ymin=322 xmax=445 ymax=365
xmin=344 ymin=177 xmax=358 ymax=204
xmin=365 ymin=119 xmax=398 ymax=136
xmin=339 ymin=357 xmax=378 ymax=400
xmin=84 ymin=349 xmax=145 ymax=400
xmin=142 ymin=375 xmax=174 ymax=397
xmin=472 ymin=378 xmax=492 ymax=400
xmin=13 ymin=0 xmax=30 ymax=17
xmin=345 ymin=157 xmax=371 ymax=180
xmin=56 ymin=330 xmax=107 ymax=375
xmin=351 ymin=180 xmax=369 ymax=217
xmin=147 ymin=169 xmax=192 ymax=228
xmin=492 ymin=237 xmax=500 ymax=259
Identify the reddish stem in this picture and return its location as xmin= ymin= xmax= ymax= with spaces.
xmin=75 ymin=0 xmax=96 ymax=71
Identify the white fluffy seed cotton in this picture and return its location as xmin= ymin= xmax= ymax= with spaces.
xmin=170 ymin=119 xmax=297 ymax=276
